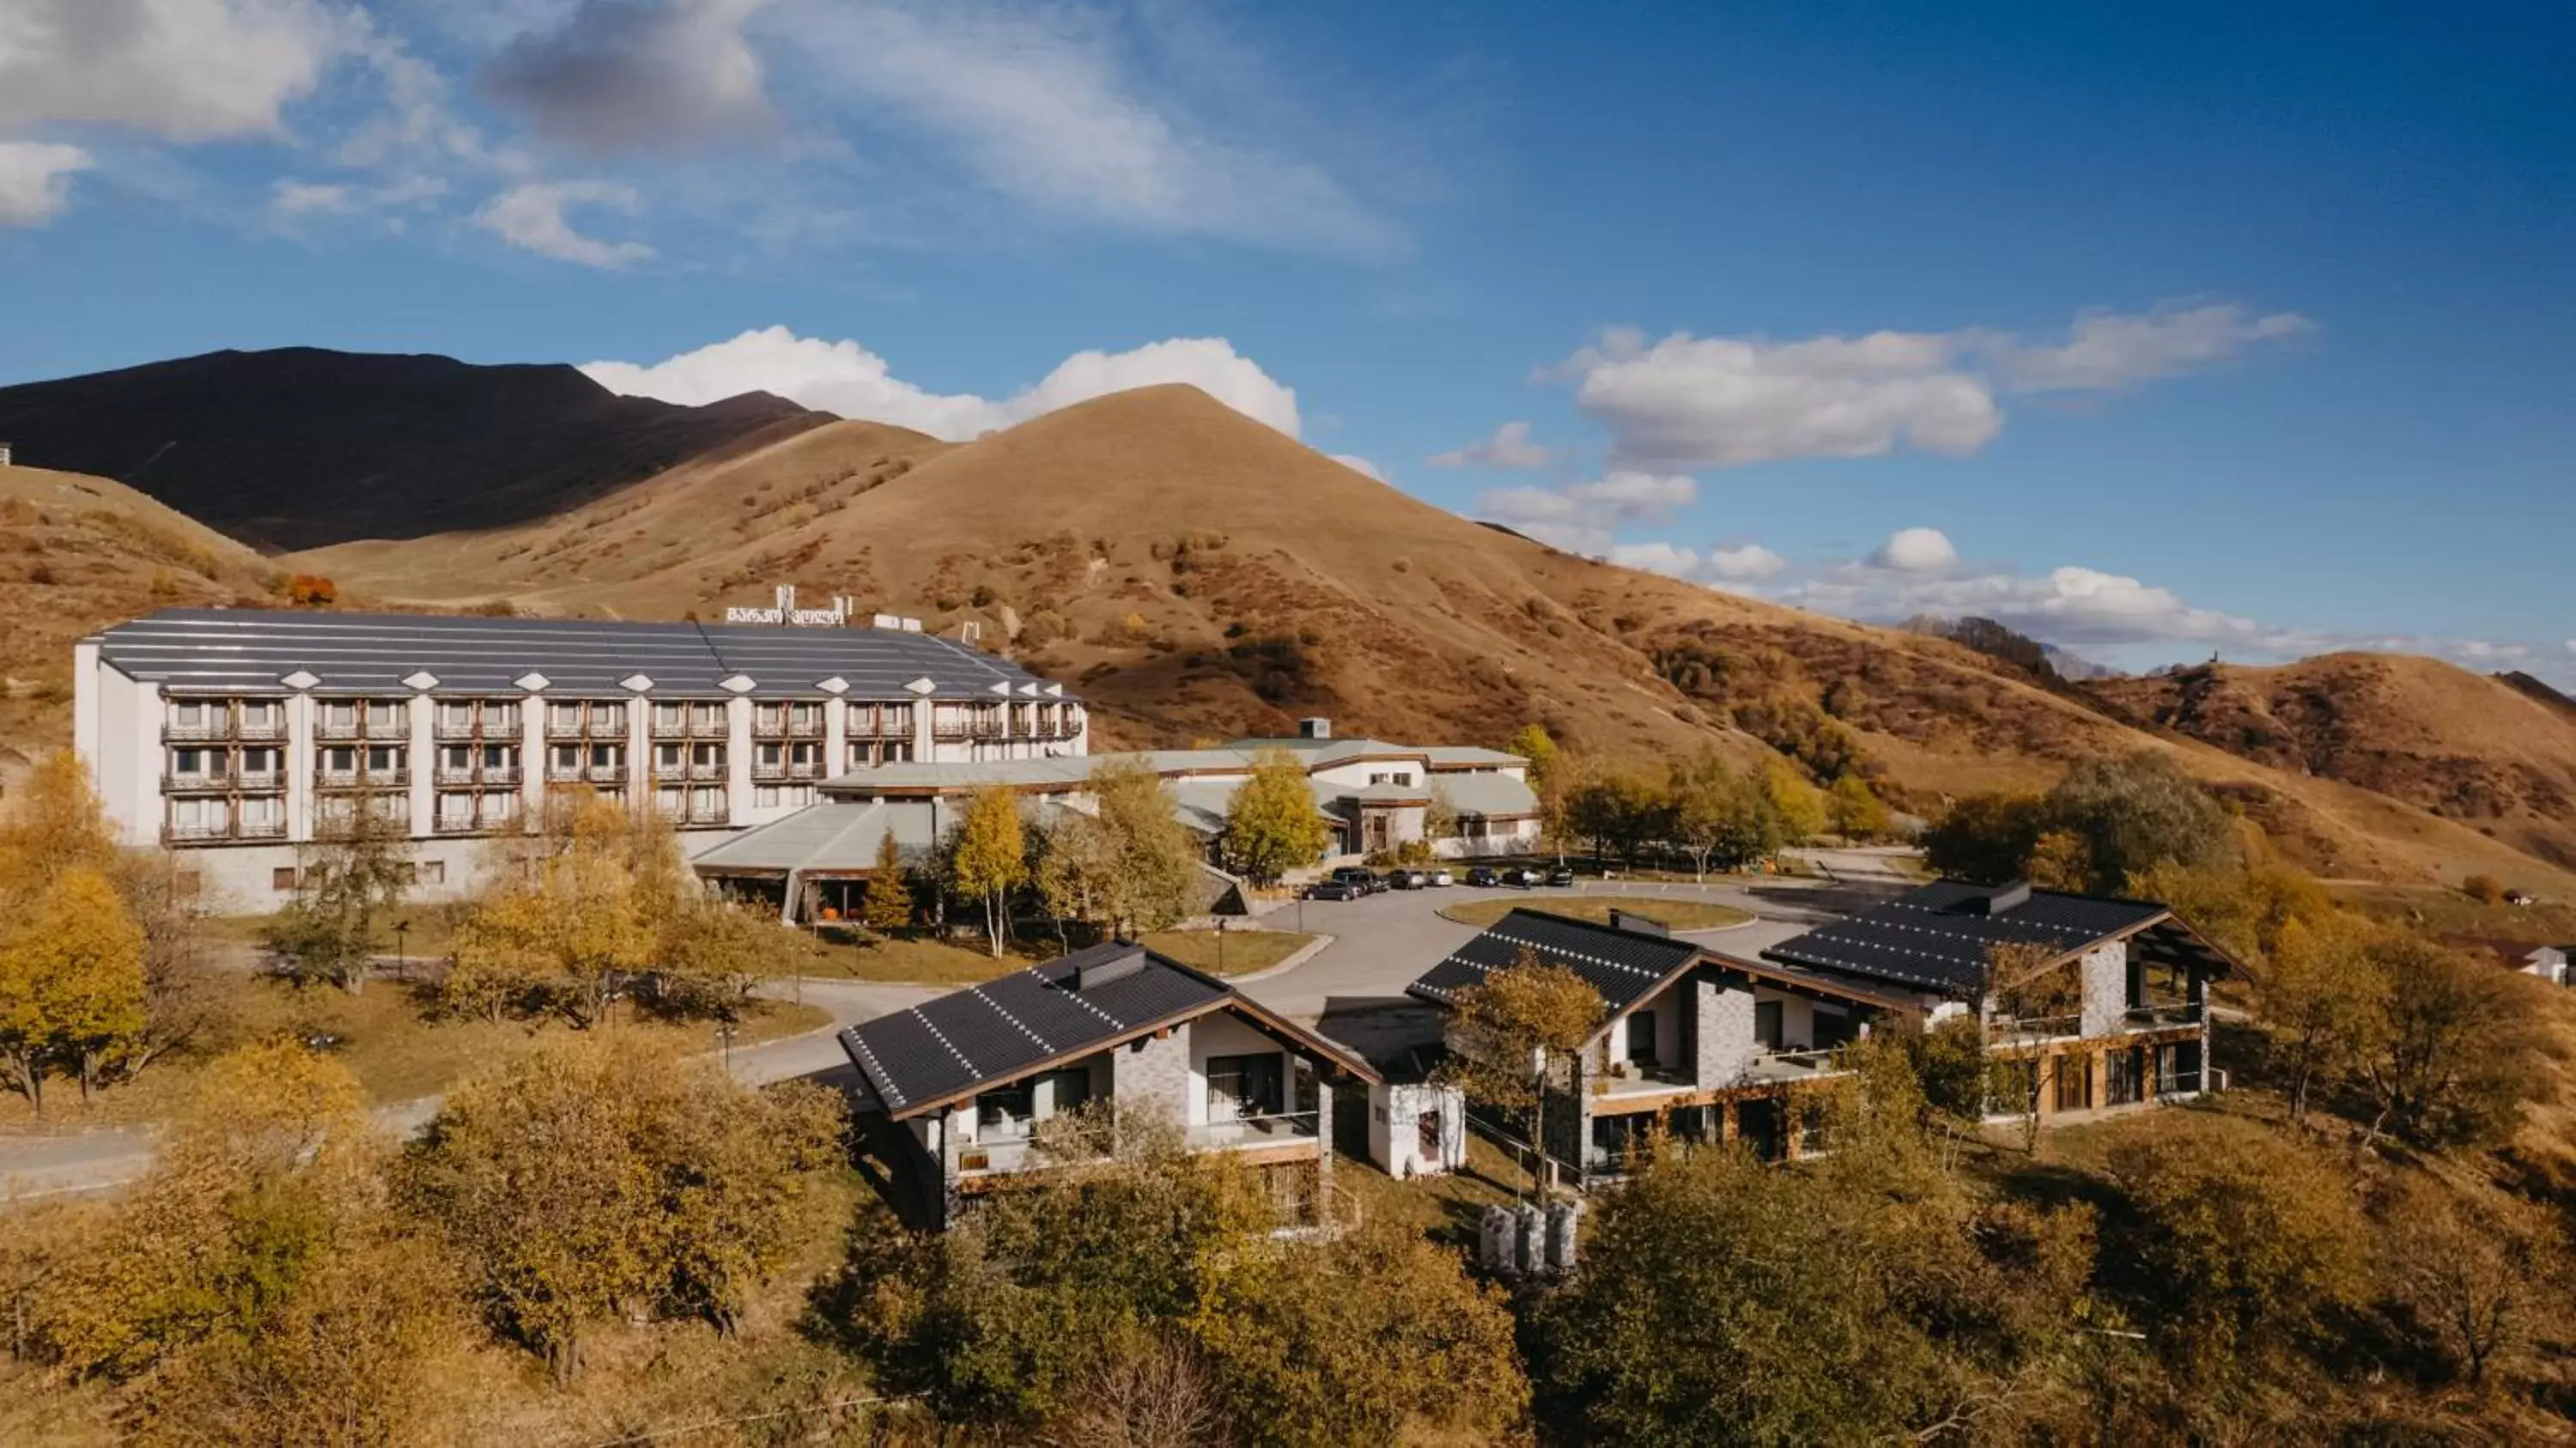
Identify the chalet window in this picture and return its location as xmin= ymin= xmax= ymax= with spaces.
xmin=1753 ymin=1000 xmax=1784 ymax=1051
xmin=2052 ymin=1055 xmax=2093 ymax=1113
xmin=2105 ymin=1047 xmax=2147 ymax=1106
xmin=977 ymin=1081 xmax=1036 ymax=1140
xmin=1625 ymin=1011 xmax=1657 ymax=1067
xmin=1811 ymin=1004 xmax=1858 ymax=1049
xmin=2154 ymin=1041 xmax=2200 ymax=1096
xmin=1205 ymin=1053 xmax=1285 ymax=1121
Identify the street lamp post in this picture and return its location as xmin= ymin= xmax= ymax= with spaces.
xmin=392 ymin=919 xmax=410 ymax=981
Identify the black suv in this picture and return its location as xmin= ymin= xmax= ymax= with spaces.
xmin=1327 ymin=866 xmax=1382 ymax=896
xmin=1546 ymin=865 xmax=1577 ymax=888
xmin=1305 ymin=879 xmax=1358 ymax=901
xmin=1464 ymin=866 xmax=1500 ymax=887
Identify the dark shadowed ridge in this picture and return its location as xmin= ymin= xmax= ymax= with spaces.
xmin=0 ymin=347 xmax=834 ymax=550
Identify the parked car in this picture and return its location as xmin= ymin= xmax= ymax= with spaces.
xmin=1426 ymin=867 xmax=1454 ymax=887
xmin=1327 ymin=866 xmax=1382 ymax=895
xmin=1546 ymin=865 xmax=1577 ymax=888
xmin=1465 ymin=866 xmax=1500 ymax=887
xmin=1305 ymin=879 xmax=1359 ymax=901
xmin=1387 ymin=868 xmax=1430 ymax=891
xmin=1506 ymin=866 xmax=1546 ymax=887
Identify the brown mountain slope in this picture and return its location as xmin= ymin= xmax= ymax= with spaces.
xmin=0 ymin=347 xmax=831 ymax=550
xmin=0 ymin=463 xmax=285 ymax=781
xmin=2090 ymin=655 xmax=2576 ymax=871
xmin=293 ymin=383 xmax=2576 ymax=897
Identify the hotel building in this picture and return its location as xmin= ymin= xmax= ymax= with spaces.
xmin=73 ymin=608 xmax=1084 ymax=906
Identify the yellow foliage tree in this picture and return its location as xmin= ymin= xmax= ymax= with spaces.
xmin=1827 ymin=774 xmax=1890 ymax=842
xmin=1759 ymin=757 xmax=1829 ymax=846
xmin=1223 ymin=748 xmax=1330 ymax=888
xmin=450 ymin=791 xmax=663 ymax=1026
xmin=948 ymin=785 xmax=1029 ymax=958
xmin=0 ymin=867 xmax=145 ymax=1113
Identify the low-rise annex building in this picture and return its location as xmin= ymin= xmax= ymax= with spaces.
xmin=71 ymin=607 xmax=1084 ymax=907
xmin=838 ymin=940 xmax=1382 ymax=1229
xmin=1406 ymin=879 xmax=2242 ymax=1189
xmin=693 ymin=715 xmax=1541 ymax=921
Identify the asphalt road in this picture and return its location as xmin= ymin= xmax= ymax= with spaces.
xmin=0 ymin=874 xmax=1892 ymax=1204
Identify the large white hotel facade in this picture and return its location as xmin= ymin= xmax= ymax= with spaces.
xmin=73 ymin=609 xmax=1086 ymax=906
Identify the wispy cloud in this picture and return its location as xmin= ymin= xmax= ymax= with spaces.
xmin=1428 ymin=420 xmax=1552 ymax=470
xmin=475 ymin=179 xmax=653 ymax=266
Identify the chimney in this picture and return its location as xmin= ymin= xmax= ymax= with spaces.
xmin=1608 ymin=909 xmax=1668 ymax=937
xmin=1958 ymin=881 xmax=2033 ymax=916
xmin=1298 ymin=716 xmax=1332 ymax=739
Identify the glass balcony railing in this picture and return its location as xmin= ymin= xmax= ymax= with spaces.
xmin=1184 ymin=1111 xmax=1320 ymax=1151
xmin=2123 ymin=1001 xmax=2204 ymax=1031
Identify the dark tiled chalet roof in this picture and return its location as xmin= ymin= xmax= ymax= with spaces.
xmin=89 ymin=607 xmax=1050 ymax=700
xmin=1406 ymin=908 xmax=1701 ymax=1015
xmin=839 ymin=943 xmax=1225 ymax=1117
xmin=1763 ymin=880 xmax=2167 ymax=997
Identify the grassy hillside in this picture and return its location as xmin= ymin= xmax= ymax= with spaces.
xmin=0 ymin=463 xmax=283 ymax=783
xmin=2093 ymin=654 xmax=2576 ymax=874
xmin=294 ymin=384 xmax=2576 ymax=898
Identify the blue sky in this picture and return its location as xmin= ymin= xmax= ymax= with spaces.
xmin=3 ymin=1 xmax=2571 ymax=683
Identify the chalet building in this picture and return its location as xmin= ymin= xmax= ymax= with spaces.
xmin=694 ymin=716 xmax=1540 ymax=921
xmin=72 ymin=608 xmax=1083 ymax=907
xmin=839 ymin=940 xmax=1382 ymax=1229
xmin=1406 ymin=880 xmax=2239 ymax=1189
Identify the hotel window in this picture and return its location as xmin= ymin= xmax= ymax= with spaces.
xmin=365 ymin=744 xmax=404 ymax=775
xmin=488 ymin=702 xmax=519 ymax=731
xmin=438 ymin=701 xmax=474 ymax=732
xmin=755 ymin=704 xmax=785 ymax=733
xmin=439 ymin=794 xmax=473 ymax=826
xmin=240 ymin=747 xmax=280 ymax=781
xmin=1369 ymin=771 xmax=1416 ymax=787
xmin=444 ymin=745 xmax=475 ymax=773
xmin=417 ymin=861 xmax=445 ymax=886
xmin=592 ymin=702 xmax=625 ymax=732
xmin=169 ymin=700 xmax=210 ymax=729
xmin=481 ymin=744 xmax=515 ymax=771
xmin=691 ymin=742 xmax=725 ymax=770
xmin=692 ymin=702 xmax=726 ymax=732
xmin=241 ymin=699 xmax=280 ymax=727
xmin=320 ymin=745 xmax=358 ymax=775
xmin=654 ymin=702 xmax=684 ymax=732
xmin=321 ymin=701 xmax=357 ymax=730
xmin=655 ymin=742 xmax=684 ymax=773
xmin=589 ymin=744 xmax=620 ymax=770
xmin=690 ymin=785 xmax=725 ymax=815
xmin=790 ymin=741 xmax=821 ymax=770
xmin=756 ymin=741 xmax=784 ymax=768
xmin=170 ymin=796 xmax=224 ymax=830
xmin=756 ymin=785 xmax=780 ymax=809
xmin=170 ymin=746 xmax=213 ymax=778
xmin=550 ymin=744 xmax=581 ymax=773
xmin=480 ymin=794 xmax=521 ymax=826
xmin=884 ymin=740 xmax=912 ymax=764
xmin=240 ymin=795 xmax=283 ymax=828
xmin=365 ymin=700 xmax=402 ymax=731
xmin=846 ymin=740 xmax=873 ymax=770
xmin=654 ymin=785 xmax=685 ymax=815
xmin=790 ymin=702 xmax=822 ymax=732
xmin=550 ymin=703 xmax=583 ymax=732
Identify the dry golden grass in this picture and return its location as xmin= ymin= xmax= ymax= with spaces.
xmin=1136 ymin=928 xmax=1315 ymax=976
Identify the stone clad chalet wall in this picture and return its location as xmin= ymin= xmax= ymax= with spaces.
xmin=2077 ymin=941 xmax=2129 ymax=1038
xmin=1113 ymin=1027 xmax=1192 ymax=1128
xmin=1693 ymin=976 xmax=1759 ymax=1087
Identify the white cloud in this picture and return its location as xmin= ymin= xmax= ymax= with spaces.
xmin=1428 ymin=420 xmax=1552 ymax=470
xmin=1707 ymin=543 xmax=1788 ymax=582
xmin=0 ymin=142 xmax=91 ymax=226
xmin=581 ymin=325 xmax=1301 ymax=439
xmin=1567 ymin=471 xmax=1696 ymax=518
xmin=0 ymin=0 xmax=357 ymax=142
xmin=475 ymin=179 xmax=653 ymax=266
xmin=483 ymin=0 xmax=776 ymax=155
xmin=1870 ymin=526 xmax=1958 ymax=574
xmin=1328 ymin=453 xmax=1383 ymax=481
xmin=1980 ymin=303 xmax=2315 ymax=392
xmin=1550 ymin=303 xmax=2309 ymax=471
xmin=270 ymin=178 xmax=355 ymax=214
xmin=775 ymin=0 xmax=1394 ymax=256
xmin=1608 ymin=541 xmax=1700 ymax=578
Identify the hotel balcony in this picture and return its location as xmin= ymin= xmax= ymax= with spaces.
xmin=652 ymin=715 xmax=730 ymax=739
xmin=434 ymin=720 xmax=484 ymax=742
xmin=549 ymin=764 xmax=627 ymax=786
xmin=685 ymin=760 xmax=727 ymax=781
xmin=162 ymin=770 xmax=234 ymax=794
xmin=314 ymin=769 xmax=409 ymax=791
xmin=235 ymin=718 xmax=288 ymax=743
xmin=435 ymin=766 xmax=520 ymax=788
xmin=2123 ymin=1001 xmax=2204 ymax=1032
xmin=161 ymin=720 xmax=232 ymax=743
xmin=313 ymin=719 xmax=374 ymax=742
xmin=683 ymin=803 xmax=732 ymax=826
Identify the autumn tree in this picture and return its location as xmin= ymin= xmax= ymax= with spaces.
xmin=947 ymin=785 xmax=1029 ymax=958
xmin=446 ymin=791 xmax=662 ymax=1026
xmin=1921 ymin=792 xmax=2047 ymax=885
xmin=1091 ymin=759 xmax=1200 ymax=936
xmin=7 ymin=868 xmax=148 ymax=1104
xmin=1826 ymin=773 xmax=1890 ymax=842
xmin=109 ymin=849 xmax=232 ymax=1083
xmin=34 ymin=1043 xmax=380 ymax=1380
xmin=1667 ymin=751 xmax=1768 ymax=881
xmin=2043 ymin=750 xmax=2234 ymax=891
xmin=861 ymin=830 xmax=914 ymax=932
xmin=263 ymin=805 xmax=413 ymax=995
xmin=2382 ymin=1177 xmax=2564 ymax=1387
xmin=1224 ymin=747 xmax=1331 ymax=886
xmin=1570 ymin=770 xmax=1664 ymax=867
xmin=653 ymin=891 xmax=784 ymax=1020
xmin=1759 ymin=757 xmax=1828 ymax=848
xmin=2255 ymin=911 xmax=2385 ymax=1123
xmin=1438 ymin=948 xmax=1604 ymax=1194
xmin=1513 ymin=722 xmax=1575 ymax=863
xmin=2105 ymin=1114 xmax=2366 ymax=1385
xmin=2348 ymin=933 xmax=2539 ymax=1148
xmin=400 ymin=1035 xmax=841 ymax=1382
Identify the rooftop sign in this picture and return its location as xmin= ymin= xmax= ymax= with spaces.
xmin=726 ymin=585 xmax=857 ymax=628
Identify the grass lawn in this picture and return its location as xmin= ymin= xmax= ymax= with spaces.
xmin=0 ymin=976 xmax=832 ymax=1135
xmin=1138 ymin=928 xmax=1315 ymax=976
xmin=1439 ymin=895 xmax=1753 ymax=931
xmin=793 ymin=931 xmax=1040 ymax=986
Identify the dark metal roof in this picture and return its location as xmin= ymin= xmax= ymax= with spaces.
xmin=838 ymin=944 xmax=1229 ymax=1118
xmin=1406 ymin=908 xmax=1702 ymax=1015
xmin=1761 ymin=879 xmax=2168 ymax=997
xmin=89 ymin=607 xmax=1057 ymax=700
